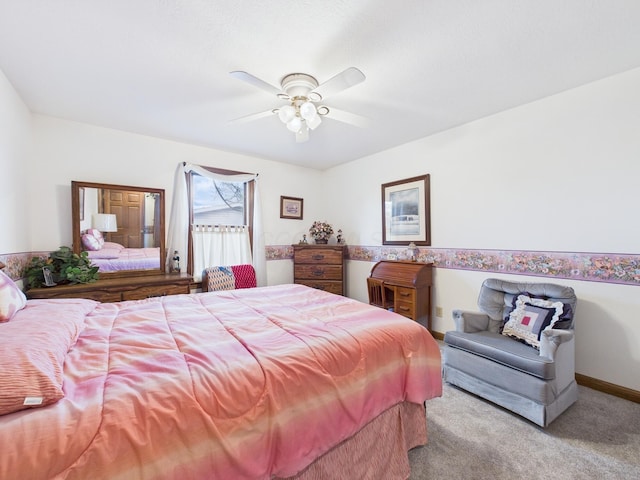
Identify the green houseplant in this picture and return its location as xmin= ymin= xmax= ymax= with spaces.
xmin=24 ymin=246 xmax=100 ymax=289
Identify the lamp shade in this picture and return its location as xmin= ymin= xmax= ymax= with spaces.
xmin=92 ymin=213 xmax=118 ymax=232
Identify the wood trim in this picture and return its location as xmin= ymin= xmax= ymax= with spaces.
xmin=434 ymin=329 xmax=640 ymax=404
xmin=575 ymin=373 xmax=640 ymax=404
xmin=431 ymin=330 xmax=445 ymax=341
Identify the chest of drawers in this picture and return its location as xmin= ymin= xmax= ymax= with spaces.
xmin=293 ymin=244 xmax=346 ymax=296
xmin=26 ymin=273 xmax=192 ymax=302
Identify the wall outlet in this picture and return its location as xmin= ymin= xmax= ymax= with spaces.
xmin=435 ymin=306 xmax=443 ymax=318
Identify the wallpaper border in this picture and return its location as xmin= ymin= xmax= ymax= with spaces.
xmin=4 ymin=246 xmax=639 ymax=286
xmin=266 ymin=245 xmax=640 ymax=286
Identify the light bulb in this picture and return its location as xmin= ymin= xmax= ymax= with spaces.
xmin=299 ymin=101 xmax=317 ymax=121
xmin=306 ymin=113 xmax=321 ymax=130
xmin=278 ymin=105 xmax=296 ymax=123
xmin=286 ymin=116 xmax=302 ymax=133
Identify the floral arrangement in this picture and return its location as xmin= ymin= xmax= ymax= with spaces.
xmin=309 ymin=221 xmax=334 ymax=241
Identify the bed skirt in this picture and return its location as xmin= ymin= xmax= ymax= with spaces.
xmin=279 ymin=401 xmax=427 ymax=480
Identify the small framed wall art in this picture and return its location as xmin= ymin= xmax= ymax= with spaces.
xmin=381 ymin=174 xmax=431 ymax=245
xmin=280 ymin=196 xmax=304 ymax=220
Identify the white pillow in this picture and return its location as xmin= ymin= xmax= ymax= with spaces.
xmin=0 ymin=270 xmax=27 ymax=322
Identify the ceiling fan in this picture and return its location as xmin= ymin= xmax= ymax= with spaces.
xmin=229 ymin=67 xmax=368 ymax=142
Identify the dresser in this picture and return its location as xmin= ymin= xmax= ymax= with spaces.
xmin=26 ymin=273 xmax=192 ymax=303
xmin=368 ymin=261 xmax=433 ymax=330
xmin=293 ymin=244 xmax=346 ymax=296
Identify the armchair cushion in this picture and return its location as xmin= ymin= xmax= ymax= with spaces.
xmin=502 ymin=295 xmax=564 ymax=349
xmin=444 ymin=330 xmax=556 ymax=380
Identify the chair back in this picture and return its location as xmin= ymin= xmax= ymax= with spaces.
xmin=203 ymin=264 xmax=256 ymax=292
xmin=478 ymin=278 xmax=577 ymax=333
xmin=367 ymin=277 xmax=387 ymax=308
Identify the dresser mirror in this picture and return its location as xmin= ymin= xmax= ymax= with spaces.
xmin=71 ymin=181 xmax=166 ymax=277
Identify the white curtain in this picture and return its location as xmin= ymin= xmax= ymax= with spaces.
xmin=166 ymin=162 xmax=266 ymax=285
xmin=191 ymin=225 xmax=253 ymax=282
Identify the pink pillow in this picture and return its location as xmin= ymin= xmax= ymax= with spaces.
xmin=86 ymin=228 xmax=104 ymax=244
xmin=0 ymin=298 xmax=96 ymax=415
xmin=82 ymin=233 xmax=102 ymax=251
xmin=0 ymin=270 xmax=27 ymax=322
xmin=103 ymin=241 xmax=124 ymax=250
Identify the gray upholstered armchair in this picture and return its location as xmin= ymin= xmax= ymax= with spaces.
xmin=442 ymin=278 xmax=578 ymax=427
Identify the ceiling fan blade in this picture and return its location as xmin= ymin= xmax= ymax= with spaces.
xmin=323 ymin=106 xmax=370 ymax=128
xmin=228 ymin=109 xmax=275 ymax=125
xmin=310 ymin=67 xmax=365 ymax=101
xmin=230 ymin=71 xmax=283 ymax=97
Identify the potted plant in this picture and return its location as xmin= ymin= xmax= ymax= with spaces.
xmin=23 ymin=246 xmax=100 ymax=289
xmin=309 ymin=221 xmax=334 ymax=244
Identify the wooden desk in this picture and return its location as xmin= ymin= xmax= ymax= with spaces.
xmin=368 ymin=261 xmax=433 ymax=331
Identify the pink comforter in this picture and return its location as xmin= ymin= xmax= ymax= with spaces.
xmin=0 ymin=284 xmax=441 ymax=479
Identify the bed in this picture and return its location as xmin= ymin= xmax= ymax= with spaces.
xmin=0 ymin=282 xmax=442 ymax=479
xmin=86 ymin=245 xmax=161 ymax=272
xmin=82 ymin=229 xmax=161 ymax=272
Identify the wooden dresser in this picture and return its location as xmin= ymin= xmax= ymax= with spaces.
xmin=26 ymin=273 xmax=192 ymax=303
xmin=368 ymin=260 xmax=433 ymax=330
xmin=293 ymin=244 xmax=346 ymax=296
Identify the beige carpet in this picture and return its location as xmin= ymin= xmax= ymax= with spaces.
xmin=408 ymin=383 xmax=640 ymax=479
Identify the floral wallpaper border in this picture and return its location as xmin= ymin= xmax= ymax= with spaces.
xmin=266 ymin=245 xmax=640 ymax=286
xmin=4 ymin=246 xmax=640 ymax=286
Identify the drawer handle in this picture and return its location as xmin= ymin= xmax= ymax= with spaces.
xmin=312 ymin=255 xmax=325 ymax=260
xmin=312 ymin=269 xmax=325 ymax=276
xmin=399 ymin=291 xmax=411 ymax=297
xmin=398 ymin=306 xmax=410 ymax=312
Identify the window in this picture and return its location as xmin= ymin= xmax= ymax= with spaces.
xmin=186 ymin=167 xmax=255 ymax=279
xmin=192 ymin=175 xmax=247 ymax=226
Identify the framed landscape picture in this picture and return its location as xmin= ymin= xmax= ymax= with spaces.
xmin=381 ymin=174 xmax=431 ymax=245
xmin=280 ymin=196 xmax=304 ymax=220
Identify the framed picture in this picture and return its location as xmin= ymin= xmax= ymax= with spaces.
xmin=381 ymin=174 xmax=431 ymax=245
xmin=280 ymin=196 xmax=304 ymax=220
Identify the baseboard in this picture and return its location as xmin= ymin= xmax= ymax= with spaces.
xmin=433 ymin=330 xmax=640 ymax=404
xmin=430 ymin=330 xmax=445 ymax=341
xmin=574 ymin=373 xmax=640 ymax=404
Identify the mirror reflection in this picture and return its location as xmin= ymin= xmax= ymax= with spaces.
xmin=72 ymin=181 xmax=166 ymax=276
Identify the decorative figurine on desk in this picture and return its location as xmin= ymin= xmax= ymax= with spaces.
xmin=407 ymin=242 xmax=418 ymax=262
xmin=336 ymin=229 xmax=344 ymax=245
xmin=299 ymin=234 xmax=308 ymax=244
xmin=172 ymin=250 xmax=181 ymax=273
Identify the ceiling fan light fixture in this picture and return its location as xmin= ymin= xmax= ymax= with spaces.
xmin=299 ymin=101 xmax=317 ymax=121
xmin=317 ymin=105 xmax=330 ymax=116
xmin=286 ymin=116 xmax=302 ymax=133
xmin=306 ymin=113 xmax=321 ymax=130
xmin=296 ymin=125 xmax=310 ymax=143
xmin=278 ymin=105 xmax=296 ymax=123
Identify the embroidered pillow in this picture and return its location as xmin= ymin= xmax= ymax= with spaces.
xmin=502 ymin=295 xmax=564 ymax=349
xmin=0 ymin=270 xmax=27 ymax=322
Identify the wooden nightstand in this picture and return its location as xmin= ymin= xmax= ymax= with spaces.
xmin=293 ymin=244 xmax=346 ymax=296
xmin=26 ymin=273 xmax=192 ymax=303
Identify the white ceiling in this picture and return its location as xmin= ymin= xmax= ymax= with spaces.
xmin=2 ymin=1 xmax=640 ymax=170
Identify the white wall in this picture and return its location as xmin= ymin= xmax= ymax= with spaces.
xmin=326 ymin=67 xmax=640 ymax=391
xmin=0 ymin=69 xmax=32 ymax=253
xmin=24 ymin=115 xmax=323 ymax=284
xmin=3 ymin=65 xmax=639 ymax=392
